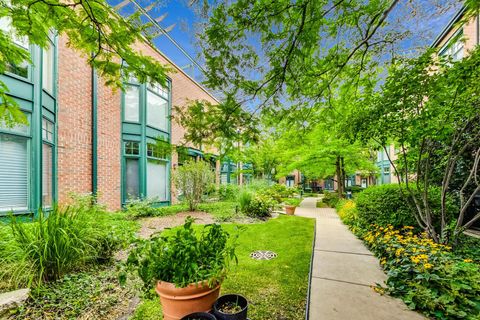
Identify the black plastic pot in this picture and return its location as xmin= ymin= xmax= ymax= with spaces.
xmin=181 ymin=312 xmax=217 ymax=320
xmin=213 ymin=294 xmax=248 ymax=320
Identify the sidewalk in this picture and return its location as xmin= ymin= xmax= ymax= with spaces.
xmin=296 ymin=197 xmax=425 ymax=320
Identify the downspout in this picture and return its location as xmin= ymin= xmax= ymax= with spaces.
xmin=91 ymin=66 xmax=98 ymax=197
xmin=477 ymin=12 xmax=479 ymax=45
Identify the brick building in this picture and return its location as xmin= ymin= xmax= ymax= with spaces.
xmin=0 ymin=22 xmax=229 ymax=214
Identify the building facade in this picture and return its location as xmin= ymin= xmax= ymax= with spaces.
xmin=0 ymin=21 xmax=233 ymax=215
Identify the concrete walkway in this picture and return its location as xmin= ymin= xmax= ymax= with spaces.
xmin=296 ymin=197 xmax=425 ymax=320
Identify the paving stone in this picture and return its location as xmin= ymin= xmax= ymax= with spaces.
xmin=0 ymin=288 xmax=30 ymax=316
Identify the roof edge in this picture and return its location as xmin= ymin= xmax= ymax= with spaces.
xmin=431 ymin=6 xmax=467 ymax=48
xmin=145 ymin=39 xmax=221 ymax=104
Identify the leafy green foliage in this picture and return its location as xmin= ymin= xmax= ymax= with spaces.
xmin=258 ymin=184 xmax=295 ymax=203
xmin=322 ymin=191 xmax=340 ymax=208
xmin=125 ymin=217 xmax=238 ymax=289
xmin=218 ymin=184 xmax=241 ymax=201
xmin=174 ymin=160 xmax=215 ymax=211
xmin=124 ymin=198 xmax=165 ymax=219
xmin=237 ymin=189 xmax=252 ymax=213
xmin=242 ymin=194 xmax=274 ymax=219
xmin=355 ymin=185 xmax=457 ymax=230
xmin=356 ymin=185 xmax=418 ymax=229
xmin=351 ymin=48 xmax=480 ymax=242
xmin=283 ymin=198 xmax=301 ymax=207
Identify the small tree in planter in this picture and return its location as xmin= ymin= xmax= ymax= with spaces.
xmin=123 ymin=217 xmax=238 ymax=320
xmin=174 ymin=160 xmax=214 ymax=211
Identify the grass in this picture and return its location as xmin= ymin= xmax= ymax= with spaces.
xmin=316 ymin=200 xmax=329 ymax=208
xmin=132 ymin=215 xmax=315 ymax=319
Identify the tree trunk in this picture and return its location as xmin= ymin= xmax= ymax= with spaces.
xmin=336 ymin=156 xmax=344 ymax=197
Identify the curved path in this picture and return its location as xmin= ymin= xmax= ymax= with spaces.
xmin=296 ymin=197 xmax=425 ymax=320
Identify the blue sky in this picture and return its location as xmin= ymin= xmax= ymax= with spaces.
xmin=109 ymin=0 xmax=462 ymax=84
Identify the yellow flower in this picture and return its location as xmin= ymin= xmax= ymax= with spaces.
xmin=464 ymin=259 xmax=473 ymax=263
xmin=424 ymin=263 xmax=433 ymax=269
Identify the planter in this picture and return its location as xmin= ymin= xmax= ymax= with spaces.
xmin=213 ymin=294 xmax=248 ymax=320
xmin=181 ymin=312 xmax=217 ymax=320
xmin=285 ymin=205 xmax=296 ymax=215
xmin=155 ymin=281 xmax=221 ymax=320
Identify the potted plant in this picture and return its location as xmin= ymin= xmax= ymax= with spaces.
xmin=213 ymin=294 xmax=248 ymax=320
xmin=283 ymin=198 xmax=302 ymax=215
xmin=182 ymin=312 xmax=217 ymax=320
xmin=124 ymin=217 xmax=238 ymax=320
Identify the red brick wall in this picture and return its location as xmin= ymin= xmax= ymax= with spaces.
xmin=57 ymin=36 xmax=122 ymax=210
xmin=57 ymin=38 xmax=219 ymax=210
xmin=96 ymin=79 xmax=122 ymax=209
xmin=57 ymin=37 xmax=93 ymax=205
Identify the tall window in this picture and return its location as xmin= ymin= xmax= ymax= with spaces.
xmin=0 ymin=121 xmax=30 ymax=211
xmin=0 ymin=17 xmax=29 ymax=78
xmin=42 ymin=118 xmax=54 ymax=207
xmin=146 ymin=90 xmax=168 ymax=131
xmin=42 ymin=43 xmax=54 ymax=94
xmin=146 ymin=143 xmax=168 ymax=201
xmin=122 ymin=81 xmax=170 ymax=204
xmin=124 ymin=85 xmax=140 ymax=122
xmin=124 ymin=141 xmax=140 ymax=200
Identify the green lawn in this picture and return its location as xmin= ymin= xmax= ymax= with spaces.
xmin=132 ymin=215 xmax=315 ymax=320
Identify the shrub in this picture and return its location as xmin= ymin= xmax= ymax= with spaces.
xmin=355 ymin=184 xmax=417 ymax=228
xmin=243 ymin=194 xmax=275 ymax=218
xmin=174 ymin=160 xmax=215 ymax=211
xmin=355 ymin=184 xmax=457 ymax=230
xmin=336 ymin=200 xmax=358 ymax=226
xmin=345 ymin=186 xmax=364 ymax=193
xmin=237 ymin=190 xmax=253 ymax=213
xmin=124 ymin=217 xmax=238 ymax=289
xmin=218 ymin=184 xmax=240 ymax=201
xmin=363 ymin=225 xmax=480 ymax=319
xmin=258 ymin=184 xmax=296 ymax=203
xmin=124 ymin=198 xmax=162 ymax=218
xmin=323 ymin=191 xmax=340 ymax=208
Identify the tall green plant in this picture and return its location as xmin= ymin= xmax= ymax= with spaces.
xmin=174 ymin=160 xmax=215 ymax=211
xmin=0 ymin=207 xmax=95 ymax=286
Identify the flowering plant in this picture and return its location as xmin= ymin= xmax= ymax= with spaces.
xmin=364 ymin=224 xmax=480 ymax=319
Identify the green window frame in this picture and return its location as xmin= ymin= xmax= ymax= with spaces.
xmin=121 ymin=79 xmax=172 ymax=206
xmin=0 ymin=30 xmax=58 ymax=216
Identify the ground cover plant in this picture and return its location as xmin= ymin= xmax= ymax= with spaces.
xmin=336 ymin=199 xmax=480 ymax=319
xmin=131 ymin=215 xmax=315 ymax=320
xmin=9 ymin=264 xmax=141 ymax=320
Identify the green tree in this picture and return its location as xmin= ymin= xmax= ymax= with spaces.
xmin=174 ymin=160 xmax=214 ymax=211
xmin=0 ymin=0 xmax=170 ymax=125
xmin=352 ymin=48 xmax=480 ymax=243
xmin=273 ymin=120 xmax=376 ymax=196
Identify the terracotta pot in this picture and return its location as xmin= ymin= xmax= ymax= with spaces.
xmin=285 ymin=205 xmax=296 ymax=215
xmin=155 ymin=281 xmax=221 ymax=320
